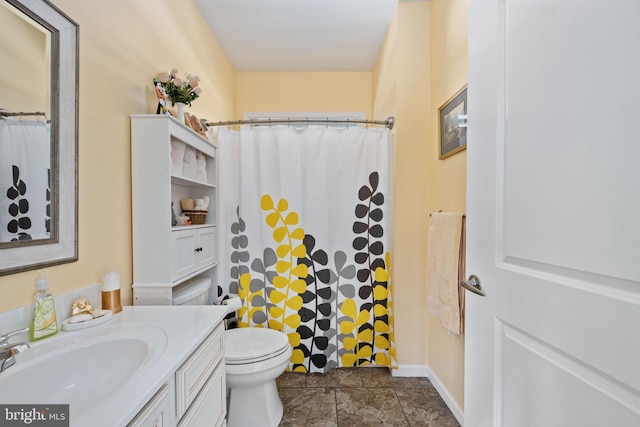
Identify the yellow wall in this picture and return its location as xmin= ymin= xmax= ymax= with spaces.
xmin=236 ymin=72 xmax=372 ymax=118
xmin=373 ymin=0 xmax=469 ymax=409
xmin=0 ymin=0 xmax=235 ymax=312
xmin=427 ymin=0 xmax=470 ymax=409
xmin=374 ymin=1 xmax=433 ymax=366
xmin=1 ymin=3 xmax=49 ymax=113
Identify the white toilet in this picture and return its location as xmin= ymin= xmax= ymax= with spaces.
xmin=224 ymin=327 xmax=292 ymax=427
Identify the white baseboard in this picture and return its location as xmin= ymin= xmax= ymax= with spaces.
xmin=392 ymin=364 xmax=464 ymax=426
xmin=391 ymin=364 xmax=430 ymax=377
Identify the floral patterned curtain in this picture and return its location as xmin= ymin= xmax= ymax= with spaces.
xmin=0 ymin=120 xmax=50 ymax=242
xmin=217 ymin=125 xmax=396 ymax=373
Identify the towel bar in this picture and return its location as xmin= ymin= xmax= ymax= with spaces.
xmin=429 ymin=211 xmax=467 ymax=218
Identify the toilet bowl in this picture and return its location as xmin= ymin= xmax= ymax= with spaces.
xmin=225 ymin=327 xmax=292 ymax=427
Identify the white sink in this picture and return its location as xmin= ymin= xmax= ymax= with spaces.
xmin=0 ymin=323 xmax=167 ymax=420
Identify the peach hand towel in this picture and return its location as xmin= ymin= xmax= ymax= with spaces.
xmin=426 ymin=212 xmax=466 ymax=335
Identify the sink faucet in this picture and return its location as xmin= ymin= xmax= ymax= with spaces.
xmin=0 ymin=327 xmax=30 ymax=372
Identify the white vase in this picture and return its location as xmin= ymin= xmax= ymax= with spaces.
xmin=176 ymin=102 xmax=186 ymax=123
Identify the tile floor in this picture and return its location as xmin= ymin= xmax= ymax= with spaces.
xmin=276 ymin=367 xmax=461 ymax=427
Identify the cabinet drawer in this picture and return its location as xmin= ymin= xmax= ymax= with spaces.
xmin=175 ymin=322 xmax=225 ymax=418
xmin=177 ymin=362 xmax=226 ymax=427
xmin=128 ymin=384 xmax=171 ymax=427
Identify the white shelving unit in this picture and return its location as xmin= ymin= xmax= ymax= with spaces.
xmin=131 ymin=114 xmax=217 ymax=305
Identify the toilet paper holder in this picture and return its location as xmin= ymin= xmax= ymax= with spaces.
xmin=215 ymin=296 xmax=242 ymax=329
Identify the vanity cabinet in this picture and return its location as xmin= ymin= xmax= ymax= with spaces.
xmin=127 ymin=385 xmax=171 ymax=427
xmin=131 ymin=115 xmax=217 ymax=305
xmin=128 ymin=322 xmax=226 ymax=427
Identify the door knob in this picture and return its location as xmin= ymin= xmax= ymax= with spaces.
xmin=461 ymin=275 xmax=486 ymax=297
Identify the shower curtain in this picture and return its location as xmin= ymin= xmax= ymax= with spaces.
xmin=0 ymin=120 xmax=51 ymax=242
xmin=218 ymin=124 xmax=396 ymax=373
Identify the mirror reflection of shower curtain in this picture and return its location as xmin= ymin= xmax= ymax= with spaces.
xmin=0 ymin=120 xmax=51 ymax=242
xmin=218 ymin=125 xmax=397 ymax=373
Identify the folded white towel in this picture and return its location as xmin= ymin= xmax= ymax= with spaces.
xmin=195 ymin=150 xmax=207 ymax=182
xmin=170 ymin=141 xmax=185 ymax=176
xmin=181 ymin=146 xmax=197 ymax=179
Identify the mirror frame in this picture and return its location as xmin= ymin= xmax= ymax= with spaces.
xmin=0 ymin=0 xmax=78 ymax=275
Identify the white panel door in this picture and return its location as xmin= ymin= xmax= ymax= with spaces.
xmin=465 ymin=1 xmax=640 ymax=426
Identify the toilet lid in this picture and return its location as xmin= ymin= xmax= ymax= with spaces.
xmin=225 ymin=327 xmax=290 ymax=365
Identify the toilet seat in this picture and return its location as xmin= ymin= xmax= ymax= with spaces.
xmin=225 ymin=327 xmax=291 ymax=366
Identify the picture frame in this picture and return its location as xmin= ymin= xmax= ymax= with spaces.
xmin=438 ymin=85 xmax=468 ymax=159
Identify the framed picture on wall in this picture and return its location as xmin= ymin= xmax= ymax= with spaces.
xmin=438 ymin=85 xmax=468 ymax=159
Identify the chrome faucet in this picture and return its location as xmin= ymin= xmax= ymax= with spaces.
xmin=0 ymin=327 xmax=30 ymax=372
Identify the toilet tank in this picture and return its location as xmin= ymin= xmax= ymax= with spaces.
xmin=172 ymin=277 xmax=211 ymax=305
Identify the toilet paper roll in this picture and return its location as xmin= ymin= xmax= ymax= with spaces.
xmin=222 ymin=296 xmax=242 ymax=314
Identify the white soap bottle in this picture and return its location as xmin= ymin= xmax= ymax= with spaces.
xmin=29 ymin=270 xmax=58 ymax=341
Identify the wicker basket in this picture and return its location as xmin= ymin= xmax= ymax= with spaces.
xmin=182 ymin=209 xmax=208 ymax=225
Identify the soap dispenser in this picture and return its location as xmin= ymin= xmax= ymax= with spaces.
xmin=29 ymin=270 xmax=58 ymax=341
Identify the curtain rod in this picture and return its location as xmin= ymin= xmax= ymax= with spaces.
xmin=0 ymin=111 xmax=47 ymax=117
xmin=206 ymin=116 xmax=395 ymax=130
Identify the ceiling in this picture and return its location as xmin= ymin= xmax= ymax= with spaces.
xmin=193 ymin=0 xmax=400 ymax=72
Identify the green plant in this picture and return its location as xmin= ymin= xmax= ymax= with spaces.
xmin=156 ymin=68 xmax=201 ymax=106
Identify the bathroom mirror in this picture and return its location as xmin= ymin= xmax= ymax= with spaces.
xmin=0 ymin=0 xmax=78 ymax=275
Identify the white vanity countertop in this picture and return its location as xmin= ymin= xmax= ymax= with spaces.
xmin=95 ymin=305 xmax=228 ymax=427
xmin=1 ymin=305 xmax=228 ymax=427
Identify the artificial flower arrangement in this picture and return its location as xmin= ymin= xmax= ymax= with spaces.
xmin=155 ymin=68 xmax=202 ymax=107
